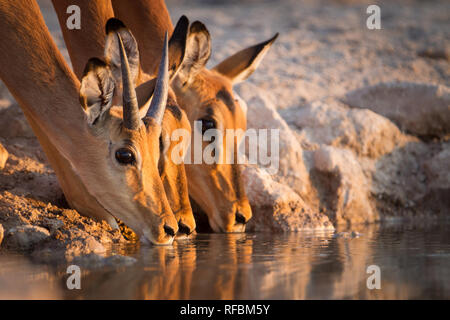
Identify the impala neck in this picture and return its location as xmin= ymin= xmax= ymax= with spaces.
xmin=0 ymin=0 xmax=86 ymax=156
xmin=111 ymin=0 xmax=173 ymax=76
xmin=51 ymin=0 xmax=115 ymax=80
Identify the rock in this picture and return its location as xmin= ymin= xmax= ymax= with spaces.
xmin=0 ymin=142 xmax=8 ymax=169
xmin=32 ymin=233 xmax=107 ymax=264
xmin=0 ymin=105 xmax=34 ymax=138
xmin=421 ymin=144 xmax=450 ymax=213
xmin=62 ymin=231 xmax=107 ymax=260
xmin=0 ymin=224 xmax=4 ymax=246
xmin=5 ymin=225 xmax=51 ymax=250
xmin=236 ymin=82 xmax=311 ymax=198
xmin=84 ymin=236 xmax=107 ymax=254
xmin=243 ymin=166 xmax=333 ymax=232
xmin=423 ymin=145 xmax=450 ymax=190
xmin=312 ymin=146 xmax=378 ymax=225
xmin=283 ymin=99 xmax=410 ymax=158
xmin=42 ymin=218 xmax=65 ymax=234
xmin=371 ymin=141 xmax=437 ymax=215
xmin=345 ymin=82 xmax=450 ymax=139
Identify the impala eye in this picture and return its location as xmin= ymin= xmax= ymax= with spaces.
xmin=199 ymin=118 xmax=216 ymax=135
xmin=115 ymin=148 xmax=135 ymax=165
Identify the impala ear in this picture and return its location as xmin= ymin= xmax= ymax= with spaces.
xmin=213 ymin=33 xmax=278 ymax=85
xmin=176 ymin=21 xmax=211 ymax=86
xmin=80 ymin=58 xmax=115 ymax=126
xmin=104 ymin=18 xmax=140 ymax=88
xmin=168 ymin=15 xmax=189 ymax=79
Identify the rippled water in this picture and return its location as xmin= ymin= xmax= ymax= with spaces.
xmin=1 ymin=219 xmax=449 ymax=299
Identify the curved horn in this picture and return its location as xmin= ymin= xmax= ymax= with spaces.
xmin=145 ymin=32 xmax=169 ymax=125
xmin=118 ymin=33 xmax=140 ymax=130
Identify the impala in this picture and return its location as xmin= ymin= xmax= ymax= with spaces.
xmin=53 ymin=0 xmax=277 ymax=233
xmin=52 ymin=1 xmax=196 ymax=238
xmin=0 ymin=0 xmax=189 ymax=244
xmin=172 ymin=22 xmax=277 ymax=233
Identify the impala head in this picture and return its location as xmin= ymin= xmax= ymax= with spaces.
xmin=172 ymin=21 xmax=278 ymax=232
xmin=78 ymin=19 xmax=183 ymax=244
xmin=155 ymin=16 xmax=196 ymax=238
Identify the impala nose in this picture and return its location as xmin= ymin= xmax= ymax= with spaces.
xmin=178 ymin=222 xmax=193 ymax=236
xmin=164 ymin=224 xmax=176 ymax=237
xmin=235 ymin=212 xmax=247 ymax=225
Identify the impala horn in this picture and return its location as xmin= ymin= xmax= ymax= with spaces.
xmin=118 ymin=33 xmax=140 ymax=130
xmin=145 ymin=32 xmax=169 ymax=125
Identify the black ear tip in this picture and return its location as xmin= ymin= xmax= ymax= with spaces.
xmin=83 ymin=57 xmax=107 ymax=76
xmin=105 ymin=18 xmax=126 ymax=34
xmin=270 ymin=32 xmax=279 ymax=43
xmin=173 ymin=15 xmax=189 ymax=36
xmin=190 ymin=20 xmax=209 ymax=35
xmin=260 ymin=32 xmax=279 ymax=48
xmin=179 ymin=15 xmax=189 ymax=25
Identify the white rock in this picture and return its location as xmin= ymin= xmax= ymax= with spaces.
xmin=371 ymin=141 xmax=437 ymax=210
xmin=283 ymin=99 xmax=409 ymax=158
xmin=313 ymin=146 xmax=378 ymax=225
xmin=236 ymin=82 xmax=311 ymax=198
xmin=345 ymin=82 xmax=450 ymax=138
xmin=243 ymin=166 xmax=333 ymax=232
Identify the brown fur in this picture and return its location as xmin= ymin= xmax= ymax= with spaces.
xmin=52 ymin=0 xmax=115 ymax=80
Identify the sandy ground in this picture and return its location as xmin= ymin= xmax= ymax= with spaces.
xmin=0 ymin=0 xmax=449 ymax=260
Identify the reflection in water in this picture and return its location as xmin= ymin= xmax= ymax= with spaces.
xmin=1 ymin=220 xmax=449 ymax=299
xmin=0 ymin=255 xmax=61 ymax=299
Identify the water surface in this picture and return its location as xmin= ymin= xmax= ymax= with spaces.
xmin=1 ymin=219 xmax=449 ymax=299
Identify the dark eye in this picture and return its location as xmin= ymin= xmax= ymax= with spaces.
xmin=200 ymin=118 xmax=216 ymax=135
xmin=115 ymin=148 xmax=135 ymax=165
